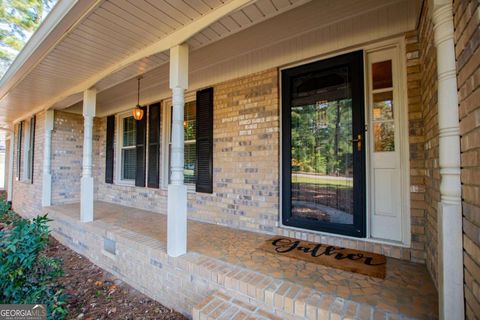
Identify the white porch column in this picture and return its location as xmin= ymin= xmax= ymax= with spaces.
xmin=42 ymin=109 xmax=54 ymax=207
xmin=167 ymin=44 xmax=189 ymax=257
xmin=80 ymin=88 xmax=96 ymax=223
xmin=7 ymin=129 xmax=14 ymax=202
xmin=431 ymin=1 xmax=464 ymax=319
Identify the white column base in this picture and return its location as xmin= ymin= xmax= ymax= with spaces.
xmin=167 ymin=184 xmax=187 ymax=257
xmin=438 ymin=202 xmax=464 ymax=320
xmin=80 ymin=176 xmax=94 ymax=223
xmin=42 ymin=173 xmax=52 ymax=207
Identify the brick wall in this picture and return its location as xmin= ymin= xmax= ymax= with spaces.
xmin=417 ymin=0 xmax=440 ymax=287
xmin=12 ymin=111 xmax=45 ymax=218
xmin=188 ymin=69 xmax=280 ymax=231
xmin=93 ymin=69 xmax=280 ymax=227
xmin=51 ymin=111 xmax=84 ymax=205
xmin=405 ymin=31 xmax=428 ymax=264
xmin=454 ymin=0 xmax=480 ymax=318
xmin=94 ymin=115 xmax=168 ymax=212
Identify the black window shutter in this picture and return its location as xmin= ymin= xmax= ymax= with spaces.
xmin=105 ymin=115 xmax=115 ymax=184
xmin=148 ymin=103 xmax=161 ymax=188
xmin=196 ymin=87 xmax=214 ymax=193
xmin=30 ymin=115 xmax=36 ymax=184
xmin=135 ymin=106 xmax=147 ymax=187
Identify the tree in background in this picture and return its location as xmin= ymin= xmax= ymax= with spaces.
xmin=0 ymin=0 xmax=56 ymax=77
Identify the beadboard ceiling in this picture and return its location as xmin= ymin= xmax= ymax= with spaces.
xmin=0 ymin=0 xmax=312 ymax=127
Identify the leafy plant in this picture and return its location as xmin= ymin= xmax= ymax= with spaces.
xmin=0 ymin=213 xmax=68 ymax=319
xmin=0 ymin=196 xmax=10 ymax=215
xmin=0 ymin=196 xmax=19 ymax=226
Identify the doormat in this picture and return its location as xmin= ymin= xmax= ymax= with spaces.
xmin=258 ymin=237 xmax=386 ymax=278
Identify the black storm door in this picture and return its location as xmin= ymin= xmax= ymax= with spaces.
xmin=281 ymin=51 xmax=366 ymax=237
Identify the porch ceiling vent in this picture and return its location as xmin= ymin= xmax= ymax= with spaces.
xmin=132 ymin=76 xmax=144 ymax=121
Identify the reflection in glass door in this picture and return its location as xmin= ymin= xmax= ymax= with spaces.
xmin=281 ymin=51 xmax=366 ymax=237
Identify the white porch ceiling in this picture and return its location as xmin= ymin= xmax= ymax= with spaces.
xmin=0 ymin=0 xmax=310 ymax=126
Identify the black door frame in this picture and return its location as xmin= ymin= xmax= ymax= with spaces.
xmin=281 ymin=50 xmax=366 ymax=238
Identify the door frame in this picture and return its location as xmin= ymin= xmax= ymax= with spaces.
xmin=280 ymin=50 xmax=366 ymax=238
xmin=279 ymin=37 xmax=411 ymax=246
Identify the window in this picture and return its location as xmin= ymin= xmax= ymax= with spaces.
xmin=119 ymin=114 xmax=137 ymax=182
xmin=183 ymin=101 xmax=197 ymax=184
xmin=163 ymin=99 xmax=197 ymax=186
xmin=15 ymin=117 xmax=36 ymax=183
xmin=371 ymin=60 xmax=395 ymax=152
xmin=25 ymin=116 xmax=35 ymax=181
xmin=113 ymin=105 xmax=160 ymax=188
xmin=168 ymin=100 xmax=197 ymax=184
xmin=16 ymin=121 xmax=23 ymax=180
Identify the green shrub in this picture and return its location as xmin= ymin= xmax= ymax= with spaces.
xmin=0 ymin=197 xmax=19 ymax=226
xmin=0 ymin=197 xmax=10 ymax=215
xmin=0 ymin=214 xmax=68 ymax=319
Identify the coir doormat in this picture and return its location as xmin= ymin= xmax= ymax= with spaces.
xmin=258 ymin=237 xmax=386 ymax=278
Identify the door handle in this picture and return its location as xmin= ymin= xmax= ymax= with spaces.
xmin=351 ymin=134 xmax=362 ymax=152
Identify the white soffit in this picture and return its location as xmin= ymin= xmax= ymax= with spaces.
xmin=66 ymin=0 xmax=420 ymax=117
xmin=0 ymin=0 xmax=311 ymax=125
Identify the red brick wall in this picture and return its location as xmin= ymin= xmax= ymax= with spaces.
xmin=454 ymin=0 xmax=480 ymax=318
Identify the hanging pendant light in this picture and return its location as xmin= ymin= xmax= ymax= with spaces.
xmin=132 ymin=76 xmax=144 ymax=120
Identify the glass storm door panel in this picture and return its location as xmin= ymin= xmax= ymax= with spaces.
xmin=282 ymin=51 xmax=366 ymax=237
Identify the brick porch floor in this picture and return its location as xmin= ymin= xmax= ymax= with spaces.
xmin=44 ymin=201 xmax=437 ymax=319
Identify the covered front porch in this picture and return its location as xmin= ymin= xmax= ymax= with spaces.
xmin=44 ymin=201 xmax=437 ymax=319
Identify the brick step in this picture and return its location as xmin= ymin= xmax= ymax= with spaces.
xmin=193 ymin=291 xmax=283 ymax=320
xmin=189 ymin=258 xmax=393 ymax=319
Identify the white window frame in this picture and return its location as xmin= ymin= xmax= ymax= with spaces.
xmin=115 ymin=111 xmax=137 ymax=186
xmin=161 ymin=92 xmax=196 ymax=189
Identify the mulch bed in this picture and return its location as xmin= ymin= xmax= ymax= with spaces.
xmin=46 ymin=237 xmax=187 ymax=320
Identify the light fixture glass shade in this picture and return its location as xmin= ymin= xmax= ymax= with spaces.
xmin=133 ymin=105 xmax=144 ymax=120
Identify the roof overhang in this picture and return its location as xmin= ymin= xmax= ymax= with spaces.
xmin=0 ymin=0 xmax=102 ymax=124
xmin=0 ymin=0 xmax=421 ymax=127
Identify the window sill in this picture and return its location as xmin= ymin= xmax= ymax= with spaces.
xmin=114 ymin=180 xmax=135 ymax=187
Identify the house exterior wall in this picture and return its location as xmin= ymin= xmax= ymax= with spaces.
xmin=51 ymin=111 xmax=84 ymax=205
xmin=11 ymin=111 xmax=45 ymax=218
xmin=41 ymin=60 xmax=418 ymax=263
xmin=93 ymin=69 xmax=280 ymax=231
xmin=8 ymin=0 xmax=430 ymax=269
xmin=417 ymin=1 xmax=440 ymax=288
xmin=405 ymin=31 xmax=428 ymax=264
xmin=454 ymin=0 xmax=480 ymax=318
